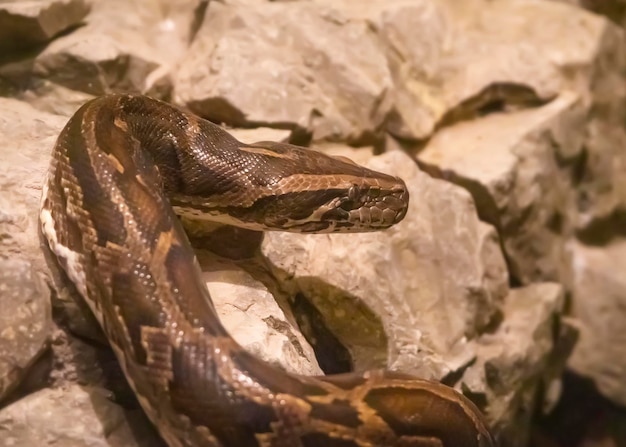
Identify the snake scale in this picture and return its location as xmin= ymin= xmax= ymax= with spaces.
xmin=39 ymin=94 xmax=496 ymax=447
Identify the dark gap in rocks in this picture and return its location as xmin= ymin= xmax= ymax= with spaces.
xmin=187 ymin=225 xmax=263 ymax=260
xmin=580 ymin=1 xmax=626 ymax=27
xmin=0 ymin=347 xmax=53 ymax=408
xmin=568 ymin=146 xmax=589 ymax=186
xmin=547 ymin=211 xmax=564 ymax=235
xmin=290 ymin=292 xmax=353 ymax=375
xmin=435 ymin=82 xmax=555 ymax=132
xmin=188 ymin=97 xmax=248 ymax=127
xmin=288 ymin=125 xmax=313 ymax=147
xmin=189 ymin=0 xmax=209 ymax=45
xmin=576 ymin=208 xmax=626 ymax=246
xmin=532 ymin=371 xmax=626 ymax=447
xmin=441 ymin=357 xmax=478 ymax=389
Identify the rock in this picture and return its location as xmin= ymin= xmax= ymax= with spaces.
xmin=262 ymin=148 xmax=509 ymax=379
xmin=3 ymin=0 xmax=207 ymax=106
xmin=409 ymin=2 xmax=626 ymax=410
xmin=312 ymin=0 xmax=600 ymax=141
xmin=0 ymin=98 xmax=66 ymax=272
xmin=0 ymin=259 xmax=51 ymax=402
xmin=229 ymin=126 xmax=292 ymax=145
xmin=198 ymin=252 xmax=322 ymax=376
xmin=464 ymin=282 xmax=573 ymax=447
xmin=567 ymin=239 xmax=626 ymax=406
xmin=418 ymin=91 xmax=586 ymax=284
xmin=174 ymin=1 xmax=393 ymax=142
xmin=0 ymin=384 xmax=164 ymax=447
xmin=0 ymin=0 xmax=90 ymax=54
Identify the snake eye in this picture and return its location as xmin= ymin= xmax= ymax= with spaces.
xmin=348 ymin=184 xmax=359 ymax=201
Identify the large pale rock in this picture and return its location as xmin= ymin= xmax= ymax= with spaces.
xmin=465 ymin=282 xmax=572 ymax=447
xmin=0 ymin=259 xmax=51 ymax=402
xmin=198 ymin=252 xmax=322 ymax=376
xmin=0 ymin=0 xmax=89 ymax=54
xmin=314 ymin=0 xmax=604 ymax=140
xmin=567 ymin=239 xmax=626 ymax=406
xmin=0 ymin=98 xmax=66 ymax=271
xmin=174 ymin=1 xmax=393 ymax=142
xmin=0 ymin=384 xmax=164 ymax=447
xmin=418 ymin=92 xmax=585 ymax=284
xmin=8 ymin=0 xmax=207 ymax=107
xmin=410 ymin=2 xmax=626 ymax=409
xmin=263 ymin=148 xmax=509 ymax=379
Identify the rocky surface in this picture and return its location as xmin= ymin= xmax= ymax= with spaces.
xmin=0 ymin=0 xmax=625 ymax=446
xmin=0 ymin=0 xmax=90 ymax=55
xmin=263 ymin=148 xmax=508 ymax=378
xmin=0 ymin=259 xmax=50 ymax=402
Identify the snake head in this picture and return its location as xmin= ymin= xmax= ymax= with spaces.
xmin=236 ymin=142 xmax=410 ymax=233
xmin=169 ymin=140 xmax=410 ymax=233
xmin=295 ymin=176 xmax=410 ymax=233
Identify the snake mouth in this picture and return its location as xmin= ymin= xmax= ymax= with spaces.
xmin=343 ymin=183 xmax=409 ymax=230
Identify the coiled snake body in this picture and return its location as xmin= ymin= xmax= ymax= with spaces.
xmin=40 ymin=94 xmax=495 ymax=447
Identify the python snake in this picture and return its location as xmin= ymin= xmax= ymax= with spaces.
xmin=39 ymin=94 xmax=496 ymax=447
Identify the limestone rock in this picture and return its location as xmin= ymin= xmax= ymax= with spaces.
xmin=418 ymin=91 xmax=585 ymax=284
xmin=0 ymin=259 xmax=51 ymax=402
xmin=174 ymin=1 xmax=393 ymax=142
xmin=262 ymin=148 xmax=509 ymax=379
xmin=0 ymin=97 xmax=66 ymax=271
xmin=567 ymin=239 xmax=626 ymax=406
xmin=464 ymin=282 xmax=573 ymax=447
xmin=5 ymin=0 xmax=207 ymax=106
xmin=0 ymin=384 xmax=164 ymax=447
xmin=199 ymin=253 xmax=322 ymax=376
xmin=0 ymin=0 xmax=90 ymax=54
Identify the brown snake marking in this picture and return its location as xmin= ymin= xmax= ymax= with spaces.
xmin=39 ymin=94 xmax=496 ymax=447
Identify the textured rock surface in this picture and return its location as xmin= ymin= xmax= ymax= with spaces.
xmin=465 ymin=283 xmax=572 ymax=447
xmin=410 ymin=0 xmax=626 ymax=410
xmin=567 ymin=239 xmax=626 ymax=407
xmin=199 ymin=253 xmax=322 ymax=376
xmin=175 ymin=1 xmax=393 ymax=142
xmin=0 ymin=384 xmax=164 ymax=447
xmin=418 ymin=91 xmax=585 ymax=284
xmin=0 ymin=259 xmax=50 ymax=402
xmin=0 ymin=98 xmax=66 ymax=269
xmin=263 ymin=148 xmax=508 ymax=379
xmin=0 ymin=0 xmax=90 ymax=54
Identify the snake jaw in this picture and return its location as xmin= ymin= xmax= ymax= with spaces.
xmin=332 ymin=180 xmax=409 ymax=231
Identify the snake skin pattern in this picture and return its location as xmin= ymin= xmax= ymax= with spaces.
xmin=39 ymin=94 xmax=496 ymax=447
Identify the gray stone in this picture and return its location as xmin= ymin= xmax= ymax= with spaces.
xmin=174 ymin=1 xmax=393 ymax=142
xmin=198 ymin=252 xmax=322 ymax=376
xmin=0 ymin=0 xmax=90 ymax=54
xmin=0 ymin=384 xmax=164 ymax=447
xmin=464 ymin=282 xmax=572 ymax=447
xmin=418 ymin=92 xmax=586 ymax=284
xmin=567 ymin=239 xmax=626 ymax=406
xmin=0 ymin=259 xmax=51 ymax=402
xmin=263 ymin=148 xmax=509 ymax=379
